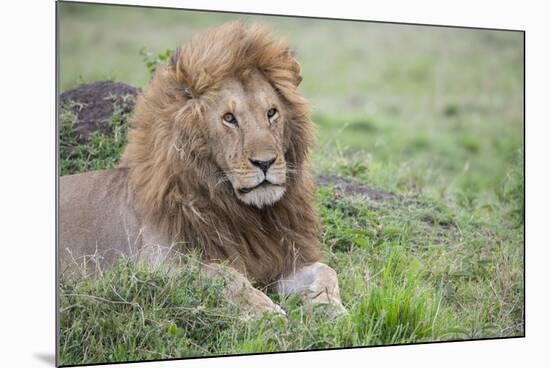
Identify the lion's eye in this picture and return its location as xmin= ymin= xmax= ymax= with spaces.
xmin=222 ymin=113 xmax=238 ymax=126
xmin=267 ymin=108 xmax=279 ymax=123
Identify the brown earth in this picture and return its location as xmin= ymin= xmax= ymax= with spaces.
xmin=60 ymin=81 xmax=140 ymax=143
xmin=316 ymin=175 xmax=394 ymax=201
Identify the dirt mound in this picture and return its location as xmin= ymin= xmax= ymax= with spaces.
xmin=316 ymin=175 xmax=394 ymax=201
xmin=60 ymin=81 xmax=139 ymax=143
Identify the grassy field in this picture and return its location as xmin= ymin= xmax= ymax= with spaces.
xmin=58 ymin=2 xmax=524 ymax=366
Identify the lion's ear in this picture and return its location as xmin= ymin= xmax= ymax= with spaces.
xmin=286 ymin=48 xmax=303 ymax=87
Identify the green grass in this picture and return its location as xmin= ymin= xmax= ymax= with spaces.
xmin=58 ymin=2 xmax=524 ymax=366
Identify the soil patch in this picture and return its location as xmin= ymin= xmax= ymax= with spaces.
xmin=316 ymin=175 xmax=394 ymax=201
xmin=60 ymin=81 xmax=139 ymax=143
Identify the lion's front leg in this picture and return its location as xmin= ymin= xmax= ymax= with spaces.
xmin=203 ymin=263 xmax=286 ymax=318
xmin=136 ymin=243 xmax=285 ymax=318
xmin=277 ymin=262 xmax=347 ymax=318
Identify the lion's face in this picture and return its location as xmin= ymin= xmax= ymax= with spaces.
xmin=203 ymin=70 xmax=288 ymax=208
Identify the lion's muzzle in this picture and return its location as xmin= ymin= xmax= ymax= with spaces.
xmin=231 ymin=158 xmax=287 ymax=208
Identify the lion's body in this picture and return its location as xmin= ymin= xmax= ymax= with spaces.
xmin=60 ymin=22 xmax=345 ymax=317
xmin=60 ymin=22 xmax=324 ymax=284
xmin=59 ymin=166 xmax=320 ymax=283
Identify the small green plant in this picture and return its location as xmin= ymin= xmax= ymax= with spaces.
xmin=140 ymin=47 xmax=174 ymax=77
xmin=338 ymin=160 xmax=368 ymax=178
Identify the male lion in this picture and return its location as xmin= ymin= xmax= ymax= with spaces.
xmin=60 ymin=22 xmax=345 ymax=317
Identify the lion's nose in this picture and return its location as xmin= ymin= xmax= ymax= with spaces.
xmin=249 ymin=156 xmax=276 ymax=174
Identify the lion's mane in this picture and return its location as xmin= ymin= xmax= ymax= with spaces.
xmin=120 ymin=22 xmax=320 ymax=283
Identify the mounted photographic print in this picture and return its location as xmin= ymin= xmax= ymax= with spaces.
xmin=57 ymin=1 xmax=525 ymax=366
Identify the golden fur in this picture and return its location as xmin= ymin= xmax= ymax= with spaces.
xmin=119 ymin=22 xmax=320 ymax=283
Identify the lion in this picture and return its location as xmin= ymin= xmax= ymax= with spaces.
xmin=60 ymin=21 xmax=345 ymax=317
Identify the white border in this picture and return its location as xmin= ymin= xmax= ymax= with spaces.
xmin=1 ymin=1 xmax=548 ymax=367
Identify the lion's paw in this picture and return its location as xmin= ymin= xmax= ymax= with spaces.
xmin=242 ymin=287 xmax=287 ymax=318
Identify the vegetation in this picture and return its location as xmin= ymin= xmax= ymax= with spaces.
xmin=58 ymin=2 xmax=524 ymax=366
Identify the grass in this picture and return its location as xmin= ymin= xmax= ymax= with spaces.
xmin=58 ymin=2 xmax=524 ymax=366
